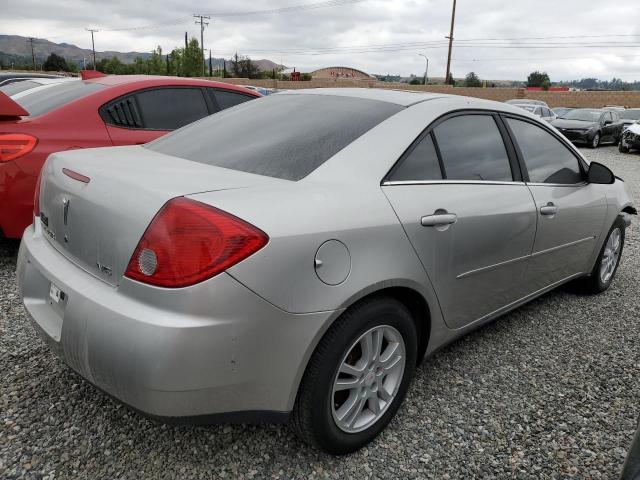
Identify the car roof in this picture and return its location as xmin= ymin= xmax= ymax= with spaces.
xmin=277 ymin=88 xmax=448 ymax=107
xmin=84 ymin=75 xmax=238 ymax=88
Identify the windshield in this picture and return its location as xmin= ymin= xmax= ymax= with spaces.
xmin=147 ymin=94 xmax=403 ymax=181
xmin=14 ymin=81 xmax=105 ymax=117
xmin=562 ymin=109 xmax=602 ymax=122
xmin=620 ymin=110 xmax=640 ymax=121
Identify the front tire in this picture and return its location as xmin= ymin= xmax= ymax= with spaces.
xmin=589 ymin=132 xmax=601 ymax=149
xmin=576 ymin=217 xmax=625 ymax=294
xmin=619 ymin=141 xmax=630 ymax=154
xmin=291 ymin=296 xmax=417 ymax=454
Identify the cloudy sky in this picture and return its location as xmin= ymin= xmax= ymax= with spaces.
xmin=2 ymin=0 xmax=639 ymax=81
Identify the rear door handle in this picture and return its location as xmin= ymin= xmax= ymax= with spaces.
xmin=421 ymin=213 xmax=457 ymax=227
xmin=540 ymin=203 xmax=558 ymax=216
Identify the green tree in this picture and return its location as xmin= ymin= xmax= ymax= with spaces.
xmin=43 ymin=53 xmax=70 ymax=72
xmin=527 ymin=71 xmax=550 ymax=88
xmin=147 ymin=46 xmax=165 ymax=75
xmin=464 ymin=72 xmax=482 ymax=87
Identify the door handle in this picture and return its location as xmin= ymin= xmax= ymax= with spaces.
xmin=540 ymin=203 xmax=558 ymax=216
xmin=421 ymin=213 xmax=457 ymax=227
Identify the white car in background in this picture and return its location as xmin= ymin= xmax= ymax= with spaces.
xmin=513 ymin=103 xmax=558 ymax=123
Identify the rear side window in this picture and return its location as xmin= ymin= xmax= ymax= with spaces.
xmin=135 ymin=88 xmax=209 ymax=130
xmin=506 ymin=118 xmax=583 ymax=184
xmin=389 ymin=133 xmax=442 ymax=181
xmin=13 ymin=81 xmax=105 ymax=117
xmin=0 ymin=80 xmax=39 ymax=96
xmin=208 ymin=89 xmax=254 ymax=110
xmin=146 ymin=94 xmax=402 ymax=181
xmin=433 ymin=115 xmax=513 ymax=181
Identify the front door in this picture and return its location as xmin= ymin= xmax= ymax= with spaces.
xmin=383 ymin=113 xmax=537 ymax=329
xmin=504 ymin=117 xmax=608 ymax=291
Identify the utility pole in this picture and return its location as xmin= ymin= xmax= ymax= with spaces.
xmin=193 ymin=14 xmax=210 ymax=77
xmin=184 ymin=31 xmax=188 ymax=50
xmin=445 ymin=0 xmax=457 ymax=84
xmin=86 ymin=28 xmax=98 ymax=70
xmin=27 ymin=37 xmax=36 ymax=70
xmin=208 ymin=50 xmax=212 ymax=77
xmin=418 ymin=54 xmax=429 ymax=85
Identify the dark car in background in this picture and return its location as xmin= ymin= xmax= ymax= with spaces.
xmin=553 ymin=107 xmax=573 ymax=118
xmin=551 ymin=108 xmax=622 ymax=148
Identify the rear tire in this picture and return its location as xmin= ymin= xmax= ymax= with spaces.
xmin=291 ymin=296 xmax=417 ymax=454
xmin=575 ymin=217 xmax=625 ymax=294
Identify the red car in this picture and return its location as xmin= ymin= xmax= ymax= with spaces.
xmin=0 ymin=73 xmax=260 ymax=238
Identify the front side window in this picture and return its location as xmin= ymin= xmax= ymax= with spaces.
xmin=389 ymin=133 xmax=442 ymax=181
xmin=135 ymin=88 xmax=209 ymax=130
xmin=433 ymin=115 xmax=513 ymax=181
xmin=506 ymin=118 xmax=583 ymax=184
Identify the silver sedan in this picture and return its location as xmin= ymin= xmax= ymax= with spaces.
xmin=17 ymin=89 xmax=636 ymax=454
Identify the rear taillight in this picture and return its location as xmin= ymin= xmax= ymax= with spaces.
xmin=33 ymin=170 xmax=43 ymax=218
xmin=0 ymin=133 xmax=37 ymax=163
xmin=125 ymin=197 xmax=268 ymax=288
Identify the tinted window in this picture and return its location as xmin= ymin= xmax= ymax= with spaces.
xmin=507 ymin=118 xmax=583 ymax=184
xmin=135 ymin=88 xmax=209 ymax=130
xmin=0 ymin=80 xmax=39 ymax=96
xmin=146 ymin=94 xmax=402 ymax=181
xmin=433 ymin=115 xmax=513 ymax=181
xmin=209 ymin=89 xmax=254 ymax=110
xmin=389 ymin=133 xmax=442 ymax=181
xmin=13 ymin=81 xmax=104 ymax=117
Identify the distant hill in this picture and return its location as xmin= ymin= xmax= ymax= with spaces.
xmin=0 ymin=34 xmax=152 ymax=67
xmin=0 ymin=34 xmax=284 ymax=72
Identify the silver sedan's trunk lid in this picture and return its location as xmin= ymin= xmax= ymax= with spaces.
xmin=38 ymin=145 xmax=279 ymax=286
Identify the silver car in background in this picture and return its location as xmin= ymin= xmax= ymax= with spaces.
xmin=18 ymin=89 xmax=636 ymax=454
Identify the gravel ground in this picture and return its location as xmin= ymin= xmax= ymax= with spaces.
xmin=1 ymin=146 xmax=639 ymax=479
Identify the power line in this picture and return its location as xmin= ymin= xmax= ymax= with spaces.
xmin=201 ymin=0 xmax=366 ymax=17
xmin=82 ymin=0 xmax=365 ymax=32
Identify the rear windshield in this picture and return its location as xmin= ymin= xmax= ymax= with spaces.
xmin=0 ymin=80 xmax=40 ymax=96
xmin=146 ymin=94 xmax=403 ymax=181
xmin=14 ymin=81 xmax=105 ymax=117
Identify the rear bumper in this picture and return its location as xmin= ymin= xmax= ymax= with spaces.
xmin=17 ymin=223 xmax=336 ymax=420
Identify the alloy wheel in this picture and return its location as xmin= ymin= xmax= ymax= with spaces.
xmin=592 ymin=133 xmax=600 ymax=148
xmin=331 ymin=325 xmax=406 ymax=433
xmin=600 ymin=228 xmax=621 ymax=284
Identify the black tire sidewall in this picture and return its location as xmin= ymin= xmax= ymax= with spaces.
xmin=305 ymin=298 xmax=417 ymax=454
xmin=592 ymin=218 xmax=625 ymax=291
xmin=591 ymin=132 xmax=600 ymax=148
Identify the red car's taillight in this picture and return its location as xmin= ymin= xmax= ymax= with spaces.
xmin=125 ymin=197 xmax=268 ymax=288
xmin=33 ymin=170 xmax=43 ymax=218
xmin=0 ymin=133 xmax=37 ymax=163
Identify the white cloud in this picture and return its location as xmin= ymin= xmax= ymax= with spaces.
xmin=1 ymin=0 xmax=639 ymax=81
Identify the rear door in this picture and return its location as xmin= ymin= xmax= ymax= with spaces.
xmin=504 ymin=116 xmax=608 ymax=291
xmin=383 ymin=112 xmax=537 ymax=329
xmin=100 ymin=87 xmax=213 ymax=145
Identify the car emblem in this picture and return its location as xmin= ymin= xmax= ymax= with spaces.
xmin=62 ymin=197 xmax=69 ymax=226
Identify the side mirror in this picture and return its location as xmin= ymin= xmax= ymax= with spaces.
xmin=588 ymin=162 xmax=615 ymax=184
